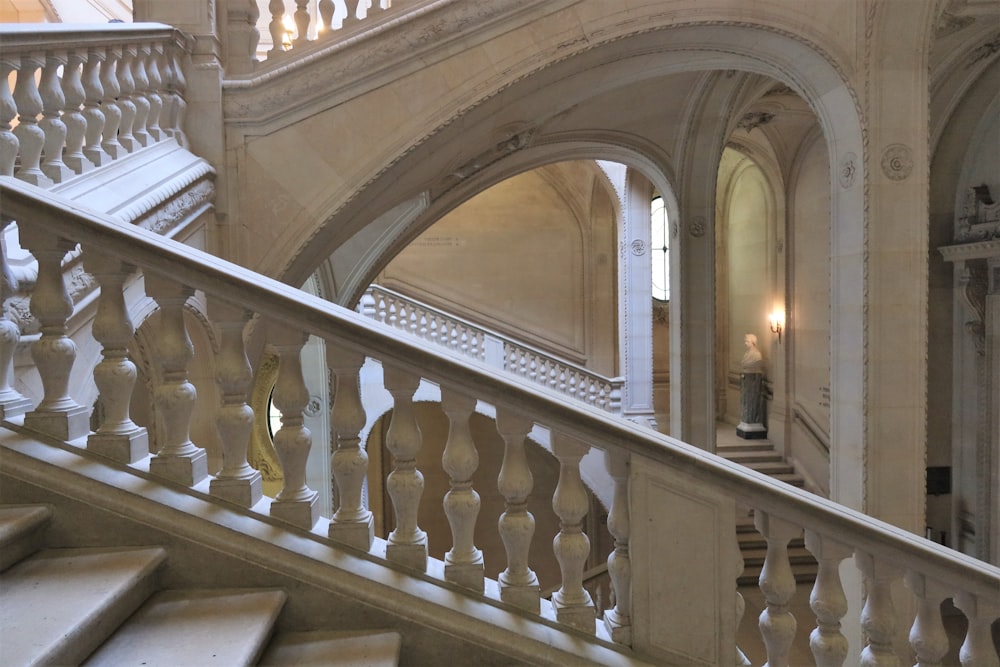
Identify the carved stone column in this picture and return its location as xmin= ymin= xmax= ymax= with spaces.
xmin=495 ymin=406 xmax=539 ymax=613
xmin=60 ymin=51 xmax=94 ymax=175
xmin=81 ymin=47 xmax=110 ymax=167
xmin=12 ymin=53 xmax=52 ymax=186
xmin=755 ymin=511 xmax=801 ymax=667
xmin=19 ymin=226 xmax=90 ymax=440
xmin=208 ymin=297 xmax=262 ymax=508
xmin=383 ymin=364 xmax=427 ymax=572
xmin=855 ymin=550 xmax=902 ymax=667
xmin=440 ymin=385 xmax=484 ymax=592
xmin=903 ymin=571 xmax=949 ymax=667
xmin=38 ymin=52 xmax=72 ymax=183
xmin=804 ymin=530 xmax=852 ymax=667
xmin=603 ymin=449 xmax=631 ymax=645
xmin=144 ymin=273 xmax=208 ymax=486
xmin=550 ymin=431 xmax=594 ymax=632
xmin=84 ymin=249 xmax=148 ymax=463
xmin=327 ymin=341 xmax=374 ymax=550
xmin=268 ymin=322 xmax=319 ymax=529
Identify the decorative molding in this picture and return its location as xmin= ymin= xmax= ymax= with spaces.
xmin=880 ymin=143 xmax=913 ymax=181
xmin=135 ymin=178 xmax=216 ymax=236
xmin=689 ymin=216 xmax=706 ymax=238
xmin=955 ymin=185 xmax=1000 ymax=243
xmin=838 ymin=151 xmax=857 ymax=189
xmin=736 ymin=111 xmax=775 ymax=132
xmin=939 ymin=238 xmax=1000 ymax=262
xmin=967 ymin=32 xmax=1000 ymax=68
xmin=630 ymin=239 xmax=646 ymax=256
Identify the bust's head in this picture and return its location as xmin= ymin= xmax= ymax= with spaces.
xmin=744 ymin=333 xmax=758 ymax=349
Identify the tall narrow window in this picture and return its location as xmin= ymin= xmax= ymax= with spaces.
xmin=651 ymin=195 xmax=669 ymax=301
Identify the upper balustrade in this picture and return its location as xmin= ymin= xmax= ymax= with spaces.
xmin=361 ymin=285 xmax=624 ymax=414
xmin=225 ymin=0 xmax=400 ymax=74
xmin=1 ymin=177 xmax=998 ymax=665
xmin=0 ymin=23 xmax=192 ymax=187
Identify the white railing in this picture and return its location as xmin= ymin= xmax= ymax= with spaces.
xmin=1 ymin=177 xmax=998 ymax=666
xmin=361 ymin=285 xmax=624 ymax=414
xmin=224 ymin=0 xmax=402 ymax=73
xmin=0 ymin=24 xmax=191 ymax=186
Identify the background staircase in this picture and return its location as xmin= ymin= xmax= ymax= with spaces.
xmin=0 ymin=504 xmax=401 ymax=666
xmin=716 ymin=434 xmax=819 ymax=587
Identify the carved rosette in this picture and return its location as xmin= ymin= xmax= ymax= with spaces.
xmin=880 ymin=143 xmax=913 ymax=181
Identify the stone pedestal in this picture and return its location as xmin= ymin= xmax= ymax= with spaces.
xmin=88 ymin=428 xmax=149 ymax=464
xmin=737 ymin=371 xmax=766 ymax=439
xmin=271 ymin=491 xmax=320 ymax=530
xmin=150 ymin=448 xmax=208 ymax=487
xmin=328 ymin=514 xmax=375 ymax=552
xmin=24 ymin=406 xmax=91 ymax=442
xmin=210 ymin=472 xmax=264 ymax=509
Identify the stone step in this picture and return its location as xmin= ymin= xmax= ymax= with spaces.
xmin=0 ymin=504 xmax=52 ymax=571
xmin=0 ymin=546 xmax=166 ymax=666
xmin=84 ymin=588 xmax=288 ymax=666
xmin=718 ymin=449 xmax=785 ymax=464
xmin=740 ymin=460 xmax=796 ymax=475
xmin=260 ymin=630 xmax=402 ymax=666
xmin=717 ymin=442 xmax=774 ymax=454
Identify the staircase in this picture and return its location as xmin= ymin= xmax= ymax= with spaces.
xmin=0 ymin=504 xmax=402 ymax=666
xmin=716 ymin=435 xmax=819 ymax=586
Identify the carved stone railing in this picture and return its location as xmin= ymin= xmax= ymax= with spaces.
xmin=360 ymin=285 xmax=623 ymax=414
xmin=2 ymin=178 xmax=999 ymax=666
xmin=224 ymin=0 xmax=401 ymax=73
xmin=0 ymin=24 xmax=192 ymax=187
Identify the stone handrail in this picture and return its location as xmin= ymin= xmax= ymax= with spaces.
xmin=360 ymin=285 xmax=624 ymax=414
xmin=0 ymin=24 xmax=191 ymax=186
xmin=2 ymin=177 xmax=998 ymax=665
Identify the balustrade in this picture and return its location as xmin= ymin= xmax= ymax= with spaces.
xmin=0 ymin=25 xmax=191 ymax=187
xmin=362 ymin=285 xmax=624 ymax=414
xmin=237 ymin=0 xmax=397 ymax=71
xmin=1 ymin=179 xmax=999 ymax=665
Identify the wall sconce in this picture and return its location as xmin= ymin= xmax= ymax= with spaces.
xmin=769 ymin=309 xmax=784 ymax=344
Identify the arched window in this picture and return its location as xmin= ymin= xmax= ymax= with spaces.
xmin=651 ymin=195 xmax=669 ymax=301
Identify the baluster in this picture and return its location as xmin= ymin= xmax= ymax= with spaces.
xmin=0 ymin=220 xmax=32 ymax=419
xmin=12 ymin=54 xmax=51 ymax=186
xmin=294 ymin=0 xmax=311 ymax=44
xmin=225 ymin=0 xmax=260 ymax=75
xmin=142 ymin=44 xmax=164 ymax=142
xmin=61 ymin=52 xmax=93 ymax=175
xmin=408 ymin=309 xmax=419 ymax=336
xmin=327 ymin=341 xmax=374 ymax=550
xmin=609 ymin=384 xmax=623 ymax=414
xmin=81 ymin=48 xmax=110 ymax=166
xmin=100 ymin=47 xmax=124 ymax=158
xmin=550 ymin=432 xmax=594 ymax=632
xmin=268 ymin=0 xmax=288 ymax=57
xmin=418 ymin=312 xmax=428 ymax=339
xmin=130 ymin=45 xmax=151 ymax=146
xmin=318 ymin=0 xmax=335 ymax=31
xmin=440 ymin=386 xmax=484 ymax=593
xmin=735 ymin=522 xmax=751 ymax=666
xmin=603 ymin=449 xmax=631 ymax=644
xmin=953 ymin=591 xmax=1000 ymax=667
xmin=268 ymin=322 xmax=320 ymax=529
xmin=527 ymin=356 xmax=538 ymax=382
xmin=37 ymin=52 xmax=72 ymax=183
xmin=0 ymin=58 xmax=18 ymax=176
xmin=144 ymin=274 xmax=208 ymax=485
xmin=495 ymin=406 xmax=539 ymax=613
xmin=358 ymin=290 xmax=376 ymax=318
xmin=165 ymin=45 xmax=187 ymax=146
xmin=804 ymin=531 xmax=852 ymax=667
xmin=208 ymin=298 xmax=263 ymax=508
xmin=383 ymin=364 xmax=427 ymax=571
xmin=904 ymin=571 xmax=949 ymax=667
xmin=428 ymin=314 xmax=439 ymax=345
xmin=116 ymin=45 xmax=139 ymax=152
xmin=84 ymin=250 xmax=148 ymax=463
xmin=19 ymin=227 xmax=89 ymax=440
xmin=386 ymin=301 xmax=397 ymax=328
xmin=855 ymin=550 xmax=902 ymax=667
xmin=755 ymin=511 xmax=801 ymax=667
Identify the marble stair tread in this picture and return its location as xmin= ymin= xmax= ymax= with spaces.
xmin=0 ymin=504 xmax=52 ymax=571
xmin=718 ymin=449 xmax=785 ymax=463
xmin=0 ymin=546 xmax=166 ymax=666
xmin=260 ymin=629 xmax=402 ymax=666
xmin=84 ymin=588 xmax=287 ymax=666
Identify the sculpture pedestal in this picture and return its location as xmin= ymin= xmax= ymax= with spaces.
xmin=737 ymin=421 xmax=767 ymax=439
xmin=738 ymin=371 xmax=766 ymax=439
